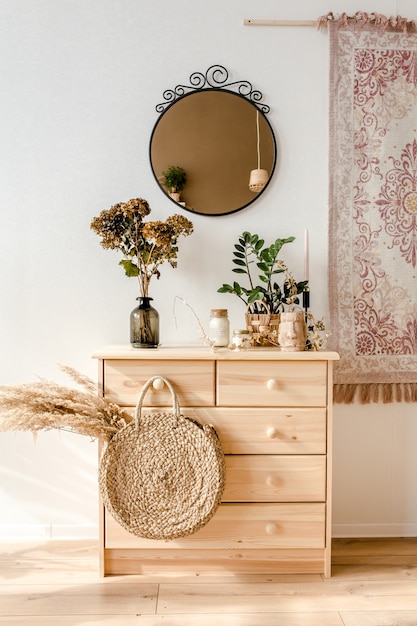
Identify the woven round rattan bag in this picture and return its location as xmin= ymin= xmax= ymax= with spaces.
xmin=99 ymin=376 xmax=225 ymax=540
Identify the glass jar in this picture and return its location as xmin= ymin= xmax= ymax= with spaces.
xmin=231 ymin=329 xmax=250 ymax=349
xmin=209 ymin=309 xmax=230 ymax=347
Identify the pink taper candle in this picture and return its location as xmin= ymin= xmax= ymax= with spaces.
xmin=304 ymin=229 xmax=309 ymax=282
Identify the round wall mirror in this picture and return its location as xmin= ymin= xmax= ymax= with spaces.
xmin=149 ymin=66 xmax=277 ymax=216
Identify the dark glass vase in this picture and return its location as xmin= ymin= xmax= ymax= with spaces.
xmin=130 ymin=297 xmax=159 ymax=348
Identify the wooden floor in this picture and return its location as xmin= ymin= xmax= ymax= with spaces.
xmin=1 ymin=538 xmax=417 ymax=625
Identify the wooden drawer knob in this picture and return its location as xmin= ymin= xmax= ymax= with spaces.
xmin=266 ymin=427 xmax=278 ymax=439
xmin=266 ymin=379 xmax=278 ymax=391
xmin=266 ymin=475 xmax=279 ymax=487
xmin=265 ymin=523 xmax=278 ymax=535
xmin=152 ymin=378 xmax=165 ymax=391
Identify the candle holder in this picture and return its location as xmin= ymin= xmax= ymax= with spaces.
xmin=303 ymin=287 xmax=310 ymax=323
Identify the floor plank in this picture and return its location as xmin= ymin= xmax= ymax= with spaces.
xmin=0 ymin=540 xmax=98 ymax=560
xmin=331 ymin=563 xmax=417 ymax=580
xmin=0 ymin=582 xmax=158 ymax=616
xmin=0 ymin=615 xmax=345 ymax=626
xmin=157 ymin=579 xmax=417 ymax=614
xmin=340 ymin=611 xmax=417 ymax=626
xmin=332 ymin=537 xmax=417 ymax=559
xmin=0 ymin=538 xmax=417 ymax=624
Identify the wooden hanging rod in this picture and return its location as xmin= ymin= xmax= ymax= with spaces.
xmin=243 ymin=19 xmax=320 ymax=27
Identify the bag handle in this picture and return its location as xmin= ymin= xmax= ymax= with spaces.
xmin=134 ymin=376 xmax=180 ymax=427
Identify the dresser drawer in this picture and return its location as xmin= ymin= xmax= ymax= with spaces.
xmin=185 ymin=407 xmax=327 ymax=454
xmin=217 ymin=361 xmax=327 ymax=407
xmin=223 ymin=455 xmax=326 ymax=502
xmin=105 ymin=503 xmax=326 ymax=549
xmin=103 ymin=360 xmax=215 ymax=406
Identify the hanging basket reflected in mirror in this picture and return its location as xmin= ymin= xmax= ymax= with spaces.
xmin=249 ymin=168 xmax=269 ymax=192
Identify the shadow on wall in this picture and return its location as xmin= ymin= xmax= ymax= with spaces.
xmin=0 ymin=430 xmax=99 ymax=537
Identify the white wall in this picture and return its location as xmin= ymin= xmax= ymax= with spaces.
xmin=0 ymin=0 xmax=416 ymax=539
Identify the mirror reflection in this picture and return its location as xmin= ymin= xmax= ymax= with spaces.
xmin=150 ymin=88 xmax=276 ymax=216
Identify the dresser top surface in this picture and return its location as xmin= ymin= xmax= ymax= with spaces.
xmin=92 ymin=344 xmax=339 ymax=362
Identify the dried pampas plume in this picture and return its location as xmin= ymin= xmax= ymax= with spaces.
xmin=0 ymin=365 xmax=128 ymax=441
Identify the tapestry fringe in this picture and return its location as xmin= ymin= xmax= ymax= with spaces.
xmin=333 ymin=382 xmax=417 ymax=404
xmin=317 ymin=12 xmax=417 ymax=33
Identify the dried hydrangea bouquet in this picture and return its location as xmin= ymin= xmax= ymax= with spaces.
xmin=90 ymin=198 xmax=193 ymax=348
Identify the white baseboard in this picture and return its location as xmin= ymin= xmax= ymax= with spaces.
xmin=0 ymin=524 xmax=98 ymax=540
xmin=332 ymin=522 xmax=417 ymax=537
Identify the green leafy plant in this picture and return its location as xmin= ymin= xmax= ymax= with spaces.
xmin=162 ymin=165 xmax=187 ymax=193
xmin=218 ymin=231 xmax=308 ymax=314
xmin=90 ymin=198 xmax=193 ymax=298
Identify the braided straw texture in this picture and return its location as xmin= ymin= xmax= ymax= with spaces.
xmin=245 ymin=300 xmax=280 ymax=347
xmin=99 ymin=378 xmax=225 ymax=540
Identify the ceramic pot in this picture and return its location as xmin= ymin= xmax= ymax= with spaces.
xmin=278 ymin=311 xmax=307 ymax=352
xmin=169 ymin=191 xmax=181 ymax=202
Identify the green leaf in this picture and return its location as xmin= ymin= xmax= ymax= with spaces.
xmin=232 ymin=268 xmax=247 ymax=274
xmin=274 ymin=236 xmax=295 ymax=252
xmin=217 ymin=284 xmax=234 ymax=293
xmin=247 ymin=290 xmax=266 ymax=303
xmin=119 ymin=259 xmax=139 ymax=277
xmin=257 ymin=262 xmax=270 ymax=272
xmin=260 ymin=249 xmax=272 ymax=262
xmin=233 ymin=281 xmax=242 ymax=296
xmin=233 ymin=251 xmax=245 ymax=259
xmin=232 ymin=258 xmax=246 ymax=267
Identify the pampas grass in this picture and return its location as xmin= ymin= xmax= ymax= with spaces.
xmin=0 ymin=366 xmax=128 ymax=441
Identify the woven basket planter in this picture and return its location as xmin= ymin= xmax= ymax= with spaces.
xmin=245 ymin=300 xmax=280 ymax=347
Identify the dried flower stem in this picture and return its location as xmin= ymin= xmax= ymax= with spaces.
xmin=173 ymin=296 xmax=216 ymax=350
xmin=0 ymin=366 xmax=129 ymax=441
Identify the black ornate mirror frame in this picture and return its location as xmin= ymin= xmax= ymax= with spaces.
xmin=149 ymin=65 xmax=277 ymax=216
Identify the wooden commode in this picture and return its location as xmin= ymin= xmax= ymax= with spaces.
xmin=93 ymin=345 xmax=339 ymax=577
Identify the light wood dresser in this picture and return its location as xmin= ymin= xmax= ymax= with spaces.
xmin=93 ymin=345 xmax=339 ymax=577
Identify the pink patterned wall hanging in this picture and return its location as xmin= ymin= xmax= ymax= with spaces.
xmin=326 ymin=13 xmax=417 ymax=403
